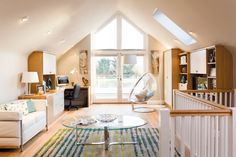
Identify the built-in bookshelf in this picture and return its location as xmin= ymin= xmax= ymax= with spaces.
xmin=190 ymin=45 xmax=233 ymax=90
xmin=207 ymin=48 xmax=217 ymax=89
xmin=178 ymin=52 xmax=192 ymax=90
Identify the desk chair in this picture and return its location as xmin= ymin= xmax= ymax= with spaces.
xmin=64 ymin=84 xmax=82 ymax=110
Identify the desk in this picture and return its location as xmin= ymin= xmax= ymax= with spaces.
xmin=64 ymin=86 xmax=91 ymax=107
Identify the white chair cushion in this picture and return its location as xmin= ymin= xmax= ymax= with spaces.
xmin=135 ymin=89 xmax=148 ymax=102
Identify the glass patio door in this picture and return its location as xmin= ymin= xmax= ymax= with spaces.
xmin=94 ymin=56 xmax=119 ymax=102
xmin=94 ymin=54 xmax=144 ymax=103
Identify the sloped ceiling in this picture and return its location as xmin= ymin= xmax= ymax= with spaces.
xmin=1 ymin=0 xmax=236 ymax=57
xmin=0 ymin=0 xmax=236 ymax=55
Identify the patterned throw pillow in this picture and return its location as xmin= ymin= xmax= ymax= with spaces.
xmin=6 ymin=100 xmax=29 ymax=115
xmin=0 ymin=104 xmax=7 ymax=111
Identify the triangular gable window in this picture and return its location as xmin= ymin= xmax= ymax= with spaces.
xmin=94 ymin=14 xmax=145 ymax=50
xmin=94 ymin=19 xmax=117 ymax=49
xmin=121 ymin=18 xmax=144 ymax=49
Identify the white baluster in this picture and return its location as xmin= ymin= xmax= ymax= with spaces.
xmin=225 ymin=93 xmax=228 ymax=107
xmin=220 ymin=92 xmax=223 ymax=105
xmin=180 ymin=117 xmax=185 ymax=157
xmin=210 ymin=116 xmax=215 ymax=157
xmin=215 ymin=116 xmax=219 ymax=157
xmin=220 ymin=116 xmax=225 ymax=157
xmin=201 ymin=116 xmax=207 ymax=157
xmin=229 ymin=92 xmax=232 ymax=107
xmin=225 ymin=116 xmax=229 ymax=157
xmin=207 ymin=116 xmax=211 ymax=157
xmin=171 ymin=117 xmax=175 ymax=157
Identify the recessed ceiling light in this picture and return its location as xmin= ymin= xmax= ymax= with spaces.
xmin=59 ymin=39 xmax=66 ymax=44
xmin=19 ymin=16 xmax=29 ymax=23
xmin=47 ymin=31 xmax=52 ymax=35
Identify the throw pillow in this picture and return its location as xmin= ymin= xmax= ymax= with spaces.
xmin=6 ymin=101 xmax=29 ymax=115
xmin=27 ymin=100 xmax=36 ymax=113
xmin=0 ymin=104 xmax=7 ymax=111
xmin=135 ymin=89 xmax=148 ymax=102
xmin=145 ymin=90 xmax=155 ymax=101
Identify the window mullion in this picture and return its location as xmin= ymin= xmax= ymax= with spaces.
xmin=117 ymin=15 xmax=122 ymax=50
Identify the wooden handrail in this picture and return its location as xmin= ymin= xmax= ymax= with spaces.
xmin=170 ymin=109 xmax=231 ymax=117
xmin=179 ymin=89 xmax=234 ymax=93
xmin=174 ymin=90 xmax=230 ymax=110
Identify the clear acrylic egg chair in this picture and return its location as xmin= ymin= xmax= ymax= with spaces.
xmin=128 ymin=72 xmax=157 ymax=113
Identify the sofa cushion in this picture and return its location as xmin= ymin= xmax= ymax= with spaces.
xmin=22 ymin=111 xmax=46 ymax=130
xmin=27 ymin=100 xmax=36 ymax=113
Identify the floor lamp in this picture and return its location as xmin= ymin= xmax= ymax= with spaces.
xmin=21 ymin=72 xmax=39 ymax=95
xmin=123 ymin=54 xmax=137 ymax=64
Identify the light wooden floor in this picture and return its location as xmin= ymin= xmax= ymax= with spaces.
xmin=0 ymin=104 xmax=161 ymax=157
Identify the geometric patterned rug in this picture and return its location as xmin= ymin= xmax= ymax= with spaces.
xmin=33 ymin=128 xmax=159 ymax=157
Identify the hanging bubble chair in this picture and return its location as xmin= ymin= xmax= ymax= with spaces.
xmin=128 ymin=72 xmax=157 ymax=113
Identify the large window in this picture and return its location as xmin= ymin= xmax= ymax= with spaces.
xmin=92 ymin=14 xmax=146 ymax=102
xmin=94 ymin=15 xmax=145 ymax=50
xmin=94 ymin=19 xmax=117 ymax=49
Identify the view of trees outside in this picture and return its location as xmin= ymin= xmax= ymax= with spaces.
xmin=95 ymin=56 xmax=144 ymax=99
xmin=96 ymin=58 xmax=136 ymax=78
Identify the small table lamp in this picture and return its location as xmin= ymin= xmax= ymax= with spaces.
xmin=21 ymin=72 xmax=39 ymax=95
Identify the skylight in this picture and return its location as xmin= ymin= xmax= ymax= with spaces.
xmin=153 ymin=9 xmax=197 ymax=45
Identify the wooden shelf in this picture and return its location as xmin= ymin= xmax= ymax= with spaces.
xmin=208 ymin=62 xmax=216 ymax=65
xmin=208 ymin=76 xmax=216 ymax=79
xmin=179 ymin=63 xmax=187 ymax=65
xmin=178 ymin=52 xmax=188 ymax=56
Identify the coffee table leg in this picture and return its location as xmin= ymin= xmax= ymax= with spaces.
xmin=104 ymin=126 xmax=110 ymax=150
xmin=76 ymin=127 xmax=138 ymax=151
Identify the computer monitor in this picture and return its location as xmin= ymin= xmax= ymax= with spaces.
xmin=57 ymin=75 xmax=69 ymax=86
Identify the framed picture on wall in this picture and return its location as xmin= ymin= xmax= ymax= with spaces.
xmin=79 ymin=50 xmax=88 ymax=74
xmin=151 ymin=50 xmax=160 ymax=75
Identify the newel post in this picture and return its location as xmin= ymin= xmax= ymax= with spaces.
xmin=159 ymin=108 xmax=171 ymax=157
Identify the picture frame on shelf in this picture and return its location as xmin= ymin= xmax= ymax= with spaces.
xmin=37 ymin=85 xmax=45 ymax=95
xmin=210 ymin=68 xmax=216 ymax=76
xmin=180 ymin=55 xmax=187 ymax=64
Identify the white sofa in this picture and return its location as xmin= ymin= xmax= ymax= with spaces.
xmin=0 ymin=99 xmax=48 ymax=151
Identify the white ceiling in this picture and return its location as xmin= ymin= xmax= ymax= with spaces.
xmin=1 ymin=0 xmax=236 ymax=58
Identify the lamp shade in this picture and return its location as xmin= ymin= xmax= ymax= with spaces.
xmin=21 ymin=72 xmax=39 ymax=83
xmin=124 ymin=55 xmax=137 ymax=64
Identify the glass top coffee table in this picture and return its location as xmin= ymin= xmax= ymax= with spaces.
xmin=62 ymin=114 xmax=147 ymax=150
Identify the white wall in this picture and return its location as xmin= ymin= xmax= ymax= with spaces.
xmin=148 ymin=35 xmax=166 ymax=101
xmin=57 ymin=35 xmax=91 ymax=85
xmin=0 ymin=52 xmax=27 ymax=103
